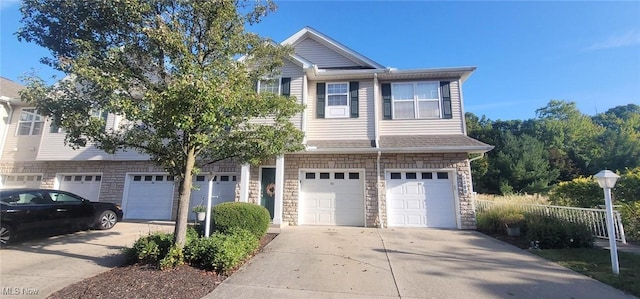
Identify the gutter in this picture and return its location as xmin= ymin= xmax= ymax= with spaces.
xmin=377 ymin=150 xmax=383 ymax=229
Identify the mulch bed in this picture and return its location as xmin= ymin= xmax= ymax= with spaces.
xmin=48 ymin=233 xmax=277 ymax=299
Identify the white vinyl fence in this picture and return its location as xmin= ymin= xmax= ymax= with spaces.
xmin=476 ymin=200 xmax=627 ymax=244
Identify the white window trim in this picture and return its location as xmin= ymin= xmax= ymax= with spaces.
xmin=391 ymin=81 xmax=442 ymax=120
xmin=325 ymin=82 xmax=350 ymax=119
xmin=257 ymin=78 xmax=281 ymax=95
xmin=16 ymin=108 xmax=44 ymax=136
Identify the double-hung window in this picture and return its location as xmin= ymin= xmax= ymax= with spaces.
xmin=258 ymin=78 xmax=280 ymax=94
xmin=17 ymin=108 xmax=44 ymax=135
xmin=326 ymin=82 xmax=349 ymax=118
xmin=391 ymin=82 xmax=441 ymax=119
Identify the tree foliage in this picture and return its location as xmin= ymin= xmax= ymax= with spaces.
xmin=467 ymin=101 xmax=640 ymax=195
xmin=17 ymin=0 xmax=304 ymax=246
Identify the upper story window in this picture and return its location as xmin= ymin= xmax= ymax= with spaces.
xmin=316 ymin=81 xmax=359 ymax=119
xmin=382 ymin=81 xmax=452 ymax=120
xmin=391 ymin=82 xmax=440 ymax=119
xmin=17 ymin=108 xmax=44 ymax=135
xmin=258 ymin=78 xmax=280 ymax=94
xmin=326 ymin=82 xmax=349 ymax=118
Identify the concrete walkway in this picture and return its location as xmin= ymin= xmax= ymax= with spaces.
xmin=205 ymin=227 xmax=636 ymax=299
xmin=594 ymin=239 xmax=640 ymax=255
xmin=0 ymin=221 xmax=174 ymax=299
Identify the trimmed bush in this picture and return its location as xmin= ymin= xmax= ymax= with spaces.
xmin=126 ymin=232 xmax=174 ymax=266
xmin=184 ymin=228 xmax=259 ymax=273
xmin=212 ymin=202 xmax=270 ymax=238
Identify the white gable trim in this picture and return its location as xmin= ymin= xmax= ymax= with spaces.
xmin=282 ymin=27 xmax=385 ymax=70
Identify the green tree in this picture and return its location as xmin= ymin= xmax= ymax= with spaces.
xmin=18 ymin=0 xmax=304 ymax=247
xmin=491 ymin=132 xmax=558 ymax=194
xmin=592 ymin=105 xmax=640 ymax=171
xmin=535 ymin=100 xmax=605 ymax=180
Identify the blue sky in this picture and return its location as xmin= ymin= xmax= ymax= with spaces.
xmin=1 ymin=1 xmax=638 ymax=120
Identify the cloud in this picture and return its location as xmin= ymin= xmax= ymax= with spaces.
xmin=585 ymin=30 xmax=640 ymax=51
xmin=0 ymin=0 xmax=20 ymax=12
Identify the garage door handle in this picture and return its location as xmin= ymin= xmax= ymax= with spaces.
xmin=56 ymin=209 xmax=67 ymax=212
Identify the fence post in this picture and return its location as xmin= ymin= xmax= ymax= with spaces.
xmin=614 ymin=211 xmax=627 ymax=244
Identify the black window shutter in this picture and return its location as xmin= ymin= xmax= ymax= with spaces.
xmin=349 ymin=81 xmax=359 ymax=118
xmin=281 ymin=77 xmax=291 ymax=96
xmin=440 ymin=81 xmax=452 ymax=119
xmin=316 ymin=83 xmax=325 ymax=118
xmin=381 ymin=83 xmax=392 ymax=119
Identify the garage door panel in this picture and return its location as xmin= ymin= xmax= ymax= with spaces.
xmin=387 ymin=171 xmax=456 ymax=228
xmin=300 ymin=170 xmax=364 ymax=226
xmin=124 ymin=175 xmax=174 ymax=220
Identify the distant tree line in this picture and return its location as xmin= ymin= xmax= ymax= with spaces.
xmin=467 ymin=100 xmax=640 ymax=194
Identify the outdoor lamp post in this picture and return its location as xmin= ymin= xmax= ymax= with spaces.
xmin=594 ymin=170 xmax=620 ymax=275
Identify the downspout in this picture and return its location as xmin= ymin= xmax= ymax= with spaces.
xmin=373 ymin=73 xmax=383 ymax=228
xmin=302 ymin=74 xmax=308 ymax=144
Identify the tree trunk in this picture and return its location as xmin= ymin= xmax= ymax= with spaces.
xmin=174 ymin=147 xmax=196 ymax=247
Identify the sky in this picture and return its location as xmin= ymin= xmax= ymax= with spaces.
xmin=1 ymin=1 xmax=639 ymax=121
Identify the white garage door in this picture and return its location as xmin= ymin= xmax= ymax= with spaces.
xmin=386 ymin=171 xmax=457 ymax=228
xmin=58 ymin=174 xmax=102 ymax=201
xmin=188 ymin=174 xmax=237 ymax=220
xmin=124 ymin=174 xmax=175 ymax=220
xmin=1 ymin=174 xmax=42 ymax=189
xmin=300 ymin=170 xmax=364 ymax=226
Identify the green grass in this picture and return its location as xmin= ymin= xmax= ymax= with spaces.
xmin=532 ymin=248 xmax=640 ymax=297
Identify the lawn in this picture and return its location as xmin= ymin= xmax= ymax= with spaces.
xmin=532 ymin=248 xmax=640 ymax=297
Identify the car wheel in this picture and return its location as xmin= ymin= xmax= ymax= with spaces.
xmin=0 ymin=224 xmax=13 ymax=246
xmin=97 ymin=210 xmax=118 ymax=230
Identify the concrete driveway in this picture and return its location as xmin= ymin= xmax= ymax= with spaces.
xmin=206 ymin=227 xmax=635 ymax=299
xmin=0 ymin=221 xmax=174 ymax=299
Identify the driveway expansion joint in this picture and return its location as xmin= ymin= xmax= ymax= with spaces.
xmin=377 ymin=229 xmax=402 ymax=298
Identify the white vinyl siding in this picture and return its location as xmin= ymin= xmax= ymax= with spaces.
xmin=294 ymin=38 xmax=361 ymax=69
xmin=307 ymin=80 xmax=374 ymax=140
xmin=380 ymin=80 xmax=464 ymax=135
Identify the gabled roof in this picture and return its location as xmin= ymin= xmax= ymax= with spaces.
xmin=0 ymin=77 xmax=25 ymax=102
xmin=282 ymin=27 xmax=385 ymax=70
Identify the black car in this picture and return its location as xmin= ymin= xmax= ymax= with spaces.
xmin=0 ymin=188 xmax=123 ymax=245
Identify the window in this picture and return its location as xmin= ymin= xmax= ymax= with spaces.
xmin=320 ymin=173 xmax=330 ymax=179
xmin=334 ymin=173 xmax=345 ymax=179
xmin=258 ymin=78 xmax=280 ymax=94
xmin=437 ymin=172 xmax=449 ymax=179
xmin=391 ymin=82 xmax=440 ymax=119
xmin=325 ymin=83 xmax=349 ymax=118
xmin=50 ymin=192 xmax=82 ymax=203
xmin=17 ymin=108 xmax=44 ymax=135
xmin=305 ymin=173 xmax=316 ymax=179
xmin=406 ymin=172 xmax=417 ymax=179
xmin=390 ymin=173 xmax=401 ymax=180
xmin=348 ymin=172 xmax=360 ymax=180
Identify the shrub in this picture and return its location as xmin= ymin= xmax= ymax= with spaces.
xmin=126 ymin=232 xmax=174 ymax=265
xmin=549 ymin=177 xmax=602 ymax=208
xmin=159 ymin=246 xmax=185 ymax=270
xmin=525 ymin=214 xmax=593 ymax=249
xmin=620 ymin=202 xmax=640 ymax=242
xmin=614 ymin=167 xmax=640 ymax=203
xmin=476 ymin=206 xmax=525 ymax=234
xmin=185 ymin=228 xmax=259 ymax=273
xmin=212 ymin=202 xmax=270 ymax=238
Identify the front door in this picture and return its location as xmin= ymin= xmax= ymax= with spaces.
xmin=260 ymin=167 xmax=276 ymax=220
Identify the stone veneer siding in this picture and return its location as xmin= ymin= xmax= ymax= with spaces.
xmin=0 ymin=160 xmax=239 ymax=220
xmin=245 ymin=152 xmax=476 ymax=229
